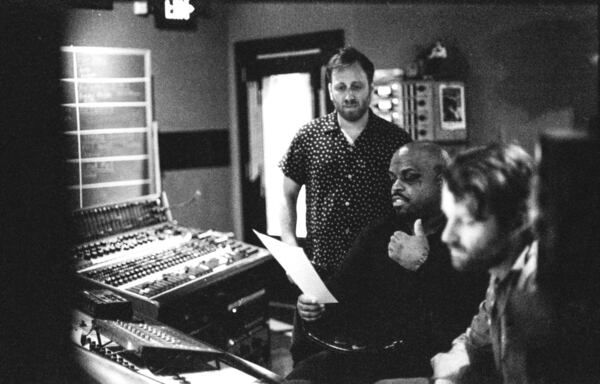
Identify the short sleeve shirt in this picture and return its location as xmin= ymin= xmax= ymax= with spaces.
xmin=279 ymin=109 xmax=411 ymax=276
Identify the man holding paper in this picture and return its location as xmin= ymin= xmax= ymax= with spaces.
xmin=279 ymin=46 xmax=411 ymax=365
xmin=286 ymin=142 xmax=487 ymax=383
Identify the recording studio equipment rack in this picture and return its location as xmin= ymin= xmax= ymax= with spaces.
xmin=91 ymin=318 xmax=222 ymax=371
xmin=72 ymin=193 xmax=274 ymax=366
xmin=72 ymin=311 xmax=282 ymax=383
xmin=370 ymin=72 xmax=468 ymax=143
xmin=78 ymin=289 xmax=133 ymax=320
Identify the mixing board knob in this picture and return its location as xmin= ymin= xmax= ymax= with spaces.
xmin=230 ymin=251 xmax=244 ymax=262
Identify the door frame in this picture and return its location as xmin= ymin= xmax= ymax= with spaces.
xmin=234 ymin=30 xmax=344 ymax=244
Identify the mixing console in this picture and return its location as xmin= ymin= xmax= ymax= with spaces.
xmin=93 ymin=319 xmax=222 ymax=359
xmin=78 ymin=230 xmax=270 ymax=303
xmin=72 ymin=223 xmax=191 ymax=270
xmin=72 ymin=194 xmax=273 ymax=366
xmin=82 ymin=237 xmax=219 ymax=294
xmin=72 ymin=311 xmax=281 ymax=383
xmin=72 ymin=197 xmax=170 ymax=242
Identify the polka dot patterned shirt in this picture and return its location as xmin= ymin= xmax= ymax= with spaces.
xmin=279 ymin=110 xmax=412 ymax=277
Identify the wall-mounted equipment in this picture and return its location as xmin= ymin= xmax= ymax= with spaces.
xmin=371 ymin=70 xmax=467 ymax=142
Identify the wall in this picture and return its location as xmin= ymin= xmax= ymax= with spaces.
xmin=227 ymin=3 xmax=597 ymax=149
xmin=63 ymin=2 xmax=598 ymax=238
xmin=227 ymin=2 xmax=597 ymax=237
xmin=65 ymin=2 xmax=233 ymax=231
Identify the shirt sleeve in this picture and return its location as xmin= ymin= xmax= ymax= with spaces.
xmin=457 ymin=298 xmax=493 ymax=355
xmin=432 ymin=284 xmax=495 ymax=383
xmin=279 ymin=129 xmax=308 ymax=186
xmin=432 ymin=270 xmax=490 ymax=355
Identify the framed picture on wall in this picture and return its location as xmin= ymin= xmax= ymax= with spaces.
xmin=439 ymin=83 xmax=466 ymax=131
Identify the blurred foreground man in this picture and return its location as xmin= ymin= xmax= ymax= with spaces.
xmin=432 ymin=143 xmax=556 ymax=384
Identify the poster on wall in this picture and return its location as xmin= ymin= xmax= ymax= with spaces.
xmin=439 ymin=83 xmax=466 ymax=131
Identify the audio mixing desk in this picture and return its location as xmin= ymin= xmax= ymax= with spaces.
xmin=71 ymin=310 xmax=282 ymax=384
xmin=71 ymin=195 xmax=274 ymax=367
xmin=71 ymin=196 xmax=272 ymax=320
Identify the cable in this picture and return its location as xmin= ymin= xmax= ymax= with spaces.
xmin=169 ymin=190 xmax=202 ymax=209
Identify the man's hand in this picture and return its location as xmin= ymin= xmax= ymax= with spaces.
xmin=430 ymin=348 xmax=470 ymax=383
xmin=387 ymin=219 xmax=429 ymax=271
xmin=297 ymin=294 xmax=325 ymax=322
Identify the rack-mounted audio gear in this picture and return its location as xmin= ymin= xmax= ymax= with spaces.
xmin=92 ymin=319 xmax=222 ymax=367
xmin=73 ymin=311 xmax=282 ymax=383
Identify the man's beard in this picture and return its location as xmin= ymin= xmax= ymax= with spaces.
xmin=393 ymin=205 xmax=417 ymax=223
xmin=451 ymin=239 xmax=510 ymax=273
xmin=335 ymin=100 xmax=369 ymax=122
xmin=393 ymin=198 xmax=440 ymax=225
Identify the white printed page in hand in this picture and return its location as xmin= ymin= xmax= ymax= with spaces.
xmin=253 ymin=230 xmax=338 ymax=303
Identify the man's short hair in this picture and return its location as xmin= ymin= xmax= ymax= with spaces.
xmin=442 ymin=143 xmax=534 ymax=231
xmin=401 ymin=141 xmax=450 ymax=177
xmin=326 ymin=47 xmax=375 ymax=85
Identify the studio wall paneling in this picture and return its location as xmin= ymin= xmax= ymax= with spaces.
xmin=61 ymin=46 xmax=159 ymax=209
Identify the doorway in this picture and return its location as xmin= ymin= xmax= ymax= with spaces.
xmin=234 ymin=30 xmax=344 ymax=245
xmin=260 ymin=72 xmax=313 ymax=238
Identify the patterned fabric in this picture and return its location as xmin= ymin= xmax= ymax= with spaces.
xmin=280 ymin=109 xmax=411 ymax=276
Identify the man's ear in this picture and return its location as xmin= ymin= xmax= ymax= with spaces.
xmin=327 ymin=83 xmax=333 ymax=101
xmin=435 ymin=173 xmax=443 ymax=186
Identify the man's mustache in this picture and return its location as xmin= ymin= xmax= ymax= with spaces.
xmin=392 ymin=192 xmax=409 ymax=201
xmin=448 ymin=243 xmax=467 ymax=253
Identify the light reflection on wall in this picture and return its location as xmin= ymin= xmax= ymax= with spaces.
xmin=262 ymin=73 xmax=314 ymax=237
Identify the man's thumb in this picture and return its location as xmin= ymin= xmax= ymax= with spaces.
xmin=414 ymin=219 xmax=425 ymax=237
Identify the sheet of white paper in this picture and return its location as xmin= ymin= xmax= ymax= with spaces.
xmin=253 ymin=230 xmax=338 ymax=303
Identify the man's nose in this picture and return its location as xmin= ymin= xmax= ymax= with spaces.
xmin=344 ymin=90 xmax=356 ymax=100
xmin=392 ymin=179 xmax=405 ymax=191
xmin=441 ymin=221 xmax=455 ymax=245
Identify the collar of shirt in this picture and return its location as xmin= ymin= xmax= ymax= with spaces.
xmin=492 ymin=241 xmax=537 ymax=292
xmin=322 ymin=109 xmax=376 ymax=134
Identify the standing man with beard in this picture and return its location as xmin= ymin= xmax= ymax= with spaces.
xmin=279 ymin=47 xmax=411 ymax=364
xmin=286 ymin=142 xmax=486 ymax=383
